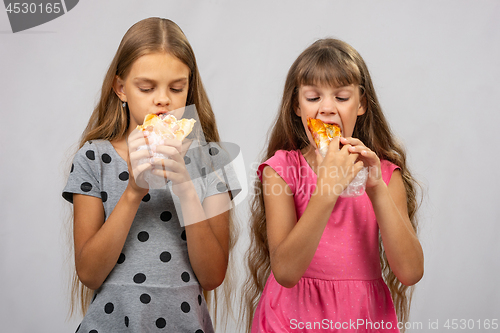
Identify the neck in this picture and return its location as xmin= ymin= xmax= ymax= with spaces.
xmin=301 ymin=145 xmax=318 ymax=170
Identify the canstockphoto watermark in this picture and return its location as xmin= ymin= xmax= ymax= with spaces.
xmin=4 ymin=0 xmax=79 ymax=33
xmin=290 ymin=318 xmax=424 ymax=331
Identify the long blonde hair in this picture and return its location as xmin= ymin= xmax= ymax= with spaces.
xmin=68 ymin=17 xmax=235 ymax=330
xmin=242 ymin=38 xmax=421 ymax=332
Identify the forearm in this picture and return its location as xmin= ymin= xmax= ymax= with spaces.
xmin=76 ymin=187 xmax=143 ymax=289
xmin=271 ymin=193 xmax=337 ymax=288
xmin=367 ymin=183 xmax=424 ymax=285
xmin=179 ymin=189 xmax=229 ymax=290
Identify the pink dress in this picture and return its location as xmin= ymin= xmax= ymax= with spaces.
xmin=252 ymin=150 xmax=400 ymax=333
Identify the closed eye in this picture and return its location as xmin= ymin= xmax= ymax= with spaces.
xmin=170 ymin=87 xmax=184 ymax=93
xmin=336 ymin=97 xmax=349 ymax=102
xmin=306 ymin=97 xmax=320 ymax=102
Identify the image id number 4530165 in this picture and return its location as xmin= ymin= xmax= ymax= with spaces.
xmin=443 ymin=319 xmax=498 ymax=330
xmin=6 ymin=2 xmax=61 ymax=14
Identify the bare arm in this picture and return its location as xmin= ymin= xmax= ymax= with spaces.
xmin=367 ymin=170 xmax=424 ymax=286
xmin=263 ymin=166 xmax=336 ymax=288
xmin=180 ymin=190 xmax=231 ymax=290
xmin=73 ymin=185 xmax=146 ymax=290
xmin=343 ymin=136 xmax=424 ymax=286
xmin=73 ymin=133 xmax=151 ymax=290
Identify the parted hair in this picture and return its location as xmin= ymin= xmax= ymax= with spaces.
xmin=241 ymin=38 xmax=421 ymax=332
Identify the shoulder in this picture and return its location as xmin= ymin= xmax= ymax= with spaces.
xmin=72 ymin=140 xmax=105 ymax=166
xmin=380 ymin=159 xmax=401 ymax=185
xmin=269 ymin=149 xmax=301 ymax=164
xmin=70 ymin=140 xmax=115 ymax=172
xmin=63 ymin=140 xmax=110 ymax=203
xmin=186 ymin=141 xmax=241 ymax=173
xmin=206 ymin=141 xmax=238 ymax=167
xmin=257 ymin=150 xmax=302 ymax=185
xmin=74 ymin=140 xmax=111 ymax=159
xmin=72 ymin=140 xmax=116 ymax=177
xmin=182 ymin=141 xmax=242 ymax=201
xmin=258 ymin=150 xmax=300 ymax=173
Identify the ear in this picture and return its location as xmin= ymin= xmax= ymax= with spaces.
xmin=357 ymin=103 xmax=366 ymax=116
xmin=293 ymin=105 xmax=300 ymax=118
xmin=112 ymin=75 xmax=127 ymax=102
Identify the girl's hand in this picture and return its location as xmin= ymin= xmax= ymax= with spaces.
xmin=314 ymin=137 xmax=364 ymax=198
xmin=127 ymin=129 xmax=153 ymax=196
xmin=151 ymin=139 xmax=195 ymax=198
xmin=340 ymin=137 xmax=383 ymax=189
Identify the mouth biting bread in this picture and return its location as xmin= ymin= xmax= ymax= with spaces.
xmin=307 ymin=117 xmax=341 ymax=156
xmin=307 ymin=117 xmax=368 ymax=197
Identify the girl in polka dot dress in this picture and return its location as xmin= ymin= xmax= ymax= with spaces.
xmin=63 ymin=18 xmax=240 ymax=333
xmin=243 ymin=39 xmax=424 ymax=332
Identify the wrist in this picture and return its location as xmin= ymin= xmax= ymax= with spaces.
xmin=310 ymin=184 xmax=339 ymax=210
xmin=175 ymin=183 xmax=198 ymax=201
xmin=124 ymin=184 xmax=149 ymax=203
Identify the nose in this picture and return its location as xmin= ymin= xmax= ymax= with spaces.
xmin=318 ymin=96 xmax=336 ymax=115
xmin=154 ymin=90 xmax=171 ymax=107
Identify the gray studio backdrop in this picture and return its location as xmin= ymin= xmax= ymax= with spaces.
xmin=1 ymin=0 xmax=499 ymax=332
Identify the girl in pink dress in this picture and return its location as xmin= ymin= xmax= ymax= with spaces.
xmin=243 ymin=39 xmax=424 ymax=333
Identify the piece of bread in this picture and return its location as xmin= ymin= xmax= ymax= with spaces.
xmin=307 ymin=117 xmax=341 ymax=156
xmin=137 ymin=113 xmax=196 ymax=141
xmin=134 ymin=114 xmax=196 ymax=189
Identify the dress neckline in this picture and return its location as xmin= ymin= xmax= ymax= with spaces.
xmin=104 ymin=140 xmax=128 ymax=165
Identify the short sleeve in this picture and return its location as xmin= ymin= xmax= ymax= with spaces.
xmin=257 ymin=150 xmax=297 ymax=193
xmin=205 ymin=142 xmax=242 ymax=200
xmin=380 ymin=160 xmax=401 ymax=185
xmin=62 ymin=141 xmax=102 ymax=203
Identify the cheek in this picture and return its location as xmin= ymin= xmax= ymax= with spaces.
xmin=298 ymin=103 xmax=316 ymax=119
xmin=171 ymin=96 xmax=189 ymax=118
xmin=173 ymin=108 xmax=186 ymax=119
xmin=127 ymin=90 xmax=145 ymax=105
xmin=174 ymin=91 xmax=189 ymax=106
xmin=342 ymin=116 xmax=359 ymax=137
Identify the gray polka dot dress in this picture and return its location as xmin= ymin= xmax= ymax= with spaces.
xmin=63 ymin=139 xmax=241 ymax=333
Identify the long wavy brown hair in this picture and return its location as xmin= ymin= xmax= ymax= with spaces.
xmin=241 ymin=38 xmax=421 ymax=332
xmin=67 ymin=17 xmax=236 ymax=331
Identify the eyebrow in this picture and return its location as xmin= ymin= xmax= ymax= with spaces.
xmin=302 ymin=85 xmax=355 ymax=92
xmin=133 ymin=77 xmax=188 ymax=84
